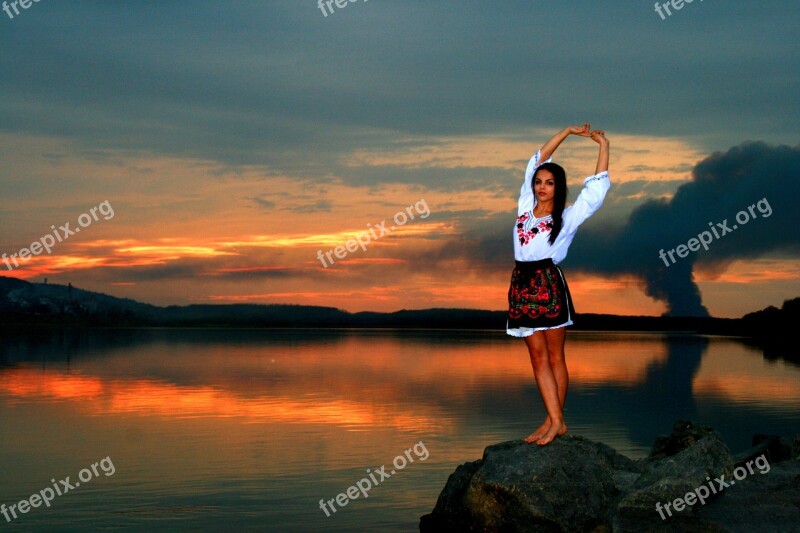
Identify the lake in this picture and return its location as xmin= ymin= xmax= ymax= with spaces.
xmin=1 ymin=328 xmax=798 ymax=531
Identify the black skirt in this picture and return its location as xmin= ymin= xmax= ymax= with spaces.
xmin=507 ymin=258 xmax=575 ymax=334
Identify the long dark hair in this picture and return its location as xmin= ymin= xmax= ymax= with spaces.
xmin=533 ymin=162 xmax=568 ymax=245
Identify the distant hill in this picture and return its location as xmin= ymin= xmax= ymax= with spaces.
xmin=740 ymin=296 xmax=799 ymax=358
xmin=0 ymin=276 xmax=159 ymax=325
xmin=0 ymin=277 xmax=796 ymax=341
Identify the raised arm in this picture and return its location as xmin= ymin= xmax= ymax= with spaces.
xmin=539 ymin=123 xmax=591 ymax=161
xmin=560 ymin=130 xmax=611 ymax=235
xmin=590 ymin=130 xmax=609 ymax=174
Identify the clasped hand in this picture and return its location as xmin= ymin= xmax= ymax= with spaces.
xmin=568 ymin=123 xmax=608 ymax=146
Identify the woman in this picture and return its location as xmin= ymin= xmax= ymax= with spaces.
xmin=507 ymin=124 xmax=610 ymax=445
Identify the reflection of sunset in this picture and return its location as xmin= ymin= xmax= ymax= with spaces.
xmin=695 ymin=377 xmax=799 ymax=404
xmin=7 ymin=334 xmax=794 ymax=429
xmin=693 ymin=342 xmax=800 ymax=404
xmin=306 ymin=337 xmax=670 ymax=387
xmin=563 ymin=338 xmax=668 ymax=384
xmin=0 ymin=369 xmax=448 ymax=433
xmin=1 ymin=332 xmax=799 ymax=484
xmin=1 ymin=370 xmax=104 ymax=400
xmin=0 ymin=334 xmax=674 ymax=450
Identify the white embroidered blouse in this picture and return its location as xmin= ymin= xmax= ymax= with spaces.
xmin=514 ymin=149 xmax=610 ymax=264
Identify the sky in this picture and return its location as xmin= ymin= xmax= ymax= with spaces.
xmin=1 ymin=0 xmax=799 ymax=318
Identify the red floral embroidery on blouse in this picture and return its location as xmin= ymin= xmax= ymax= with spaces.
xmin=516 ymin=212 xmax=553 ymax=246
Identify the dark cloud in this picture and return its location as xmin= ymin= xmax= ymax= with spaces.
xmin=1 ymin=1 xmax=797 ymax=182
xmin=252 ymin=194 xmax=331 ymax=212
xmin=610 ymin=179 xmax=684 ymax=199
xmin=303 ymin=199 xmax=332 ymax=212
xmin=253 ymin=196 xmax=276 ymax=209
xmin=566 ymin=142 xmax=800 ymax=316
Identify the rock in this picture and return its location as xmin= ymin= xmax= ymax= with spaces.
xmin=421 ymin=422 xmax=800 ymax=532
xmin=648 ymin=420 xmax=718 ymax=460
xmin=613 ymin=430 xmax=733 ymax=532
xmin=695 ymin=456 xmax=800 ymax=531
xmin=733 ymin=434 xmax=793 ymax=467
xmin=420 ymin=435 xmax=641 ymax=532
xmin=420 ymin=460 xmax=482 ymax=532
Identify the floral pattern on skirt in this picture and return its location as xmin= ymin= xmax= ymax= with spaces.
xmin=507 ymin=259 xmax=574 ymax=329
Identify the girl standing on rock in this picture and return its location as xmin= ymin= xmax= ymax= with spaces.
xmin=507 ymin=124 xmax=610 ymax=445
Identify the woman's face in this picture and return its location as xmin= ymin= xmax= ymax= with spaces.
xmin=534 ymin=169 xmax=555 ymax=203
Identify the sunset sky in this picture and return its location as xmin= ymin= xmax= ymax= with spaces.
xmin=1 ymin=1 xmax=799 ymax=318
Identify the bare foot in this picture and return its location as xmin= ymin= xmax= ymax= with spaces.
xmin=523 ymin=418 xmax=551 ymax=443
xmin=536 ymin=421 xmax=568 ymax=446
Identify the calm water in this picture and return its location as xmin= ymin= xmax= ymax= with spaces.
xmin=1 ymin=328 xmax=798 ymax=531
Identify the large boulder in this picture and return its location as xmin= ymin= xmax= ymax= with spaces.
xmin=421 ymin=435 xmax=641 ymax=532
xmin=421 ymin=421 xmax=800 ymax=532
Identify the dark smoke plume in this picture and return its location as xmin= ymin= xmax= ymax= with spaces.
xmin=566 ymin=142 xmax=800 ymax=316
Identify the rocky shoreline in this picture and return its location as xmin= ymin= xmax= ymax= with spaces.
xmin=420 ymin=421 xmax=800 ymax=532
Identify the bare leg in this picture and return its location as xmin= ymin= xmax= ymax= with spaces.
xmin=526 ymin=326 xmax=570 ymax=440
xmin=523 ymin=330 xmax=566 ymax=445
xmin=523 ymin=332 xmax=550 ymax=442
xmin=535 ymin=327 xmax=568 ymax=445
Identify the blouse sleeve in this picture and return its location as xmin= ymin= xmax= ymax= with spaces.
xmin=518 ymin=149 xmax=553 ymax=215
xmin=561 ymin=170 xmax=611 ymax=235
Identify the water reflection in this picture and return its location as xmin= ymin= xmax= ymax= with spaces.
xmin=0 ymin=329 xmax=798 ymax=531
xmin=1 ymin=329 xmax=799 ymax=447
